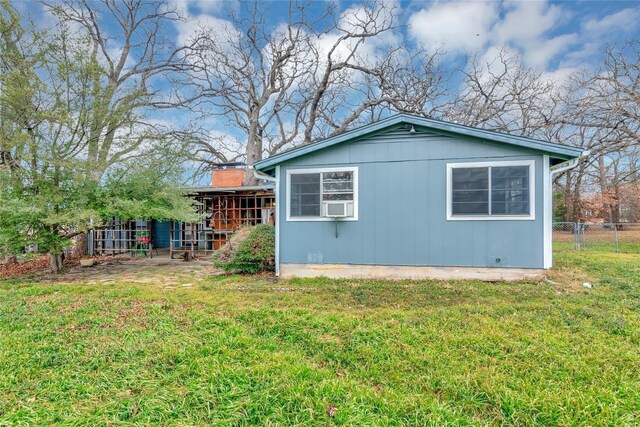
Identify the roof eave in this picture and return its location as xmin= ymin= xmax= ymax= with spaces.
xmin=184 ymin=184 xmax=275 ymax=194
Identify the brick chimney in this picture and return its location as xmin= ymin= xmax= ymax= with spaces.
xmin=211 ymin=168 xmax=245 ymax=188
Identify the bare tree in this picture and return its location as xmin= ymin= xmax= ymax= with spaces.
xmin=575 ymin=41 xmax=640 ymax=145
xmin=446 ymin=48 xmax=565 ymax=138
xmin=182 ymin=0 xmax=316 ymax=182
xmin=182 ymin=0 xmax=448 ymax=184
xmin=441 ymin=47 xmax=616 ymax=222
xmin=373 ymin=46 xmax=451 ymax=119
xmin=304 ymin=43 xmax=451 ymax=137
xmin=40 ymin=0 xmax=196 ymax=180
xmin=561 ymin=41 xmax=640 ymax=222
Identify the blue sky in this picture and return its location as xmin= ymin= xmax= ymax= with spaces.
xmin=13 ymin=0 xmax=640 ymax=183
xmin=173 ymin=0 xmax=640 ymax=76
xmin=17 ymin=0 xmax=640 ymax=88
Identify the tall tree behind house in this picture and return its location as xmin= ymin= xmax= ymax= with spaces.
xmin=181 ymin=0 xmax=450 ymax=184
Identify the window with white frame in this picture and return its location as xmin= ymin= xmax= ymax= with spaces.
xmin=447 ymin=160 xmax=534 ymax=220
xmin=287 ymin=167 xmax=358 ymax=220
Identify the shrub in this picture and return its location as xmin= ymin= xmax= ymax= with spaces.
xmin=213 ymin=224 xmax=275 ymax=274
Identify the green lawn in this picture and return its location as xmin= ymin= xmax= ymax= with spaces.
xmin=1 ymin=253 xmax=639 ymax=426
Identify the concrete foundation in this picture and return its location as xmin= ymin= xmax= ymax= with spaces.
xmin=279 ymin=263 xmax=546 ymax=281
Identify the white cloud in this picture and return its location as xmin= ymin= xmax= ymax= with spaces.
xmin=168 ymin=0 xmax=239 ymax=49
xmin=540 ymin=66 xmax=580 ymax=86
xmin=583 ymin=7 xmax=640 ymax=36
xmin=339 ymin=0 xmax=398 ymax=35
xmin=492 ymin=1 xmax=576 ymax=69
xmin=171 ymin=0 xmax=226 ymax=17
xmin=562 ymin=6 xmax=640 ymax=68
xmin=408 ymin=1 xmax=498 ymax=52
xmin=523 ymin=33 xmax=578 ymax=69
xmin=190 ymin=0 xmax=225 ymax=14
xmin=492 ymin=1 xmax=564 ymax=46
xmin=407 ymin=0 xmax=579 ymax=70
xmin=174 ymin=13 xmax=236 ymax=47
xmin=308 ymin=1 xmax=403 ymax=75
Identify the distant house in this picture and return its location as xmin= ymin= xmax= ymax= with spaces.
xmin=254 ymin=114 xmax=586 ymax=280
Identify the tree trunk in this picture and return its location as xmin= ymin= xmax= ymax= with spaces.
xmin=49 ymin=251 xmax=64 ymax=273
xmin=243 ymin=114 xmax=262 ymax=186
xmin=563 ymin=171 xmax=573 ymax=222
xmin=570 ymin=161 xmax=586 ymax=222
xmin=610 ymin=161 xmax=621 ymax=223
xmin=2 ymin=256 xmax=17 ymax=265
xmin=597 ymin=154 xmax=610 ymax=223
xmin=611 ymin=182 xmax=621 ymax=223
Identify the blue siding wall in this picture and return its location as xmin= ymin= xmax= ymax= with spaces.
xmin=278 ymin=129 xmax=545 ymax=269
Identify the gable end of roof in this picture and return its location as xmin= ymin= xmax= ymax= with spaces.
xmin=254 ymin=114 xmax=585 ymax=172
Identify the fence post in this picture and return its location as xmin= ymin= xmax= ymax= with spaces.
xmin=614 ymin=223 xmax=619 ymax=253
xmin=88 ymin=230 xmax=94 ymax=256
xmin=576 ymin=221 xmax=581 ymax=251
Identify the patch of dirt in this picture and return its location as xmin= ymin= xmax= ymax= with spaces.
xmin=114 ymin=301 xmax=153 ymax=327
xmin=67 ymin=323 xmax=91 ymax=333
xmin=0 ymin=255 xmax=114 ymax=279
xmin=0 ymin=255 xmax=52 ymax=279
xmin=19 ymin=255 xmax=209 ymax=283
xmin=318 ymin=333 xmax=343 ymax=345
xmin=546 ymin=266 xmax=594 ymax=294
xmin=57 ymin=298 xmax=85 ymax=313
xmin=3 ymin=251 xmax=228 ymax=292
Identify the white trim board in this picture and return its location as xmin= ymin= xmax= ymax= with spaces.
xmin=446 ymin=159 xmax=536 ymax=221
xmin=543 ymin=155 xmax=552 ymax=269
xmin=285 ymin=166 xmax=359 ymax=222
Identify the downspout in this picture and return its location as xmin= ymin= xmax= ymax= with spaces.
xmin=251 ymin=166 xmax=280 ymax=277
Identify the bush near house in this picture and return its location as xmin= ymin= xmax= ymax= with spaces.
xmin=213 ymin=224 xmax=275 ymax=274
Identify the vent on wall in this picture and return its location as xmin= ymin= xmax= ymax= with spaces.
xmin=487 ymin=256 xmax=507 ymax=267
xmin=307 ymin=253 xmax=324 ymax=264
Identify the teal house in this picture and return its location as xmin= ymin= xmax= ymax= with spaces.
xmin=254 ymin=114 xmax=585 ymax=280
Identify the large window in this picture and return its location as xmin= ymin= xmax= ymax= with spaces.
xmin=447 ymin=160 xmax=535 ymax=220
xmin=287 ymin=167 xmax=358 ymax=220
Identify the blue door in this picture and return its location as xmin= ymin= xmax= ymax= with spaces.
xmin=152 ymin=221 xmax=171 ymax=248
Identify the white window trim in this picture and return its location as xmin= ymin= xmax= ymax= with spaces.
xmin=446 ymin=160 xmax=536 ymax=221
xmin=286 ymin=166 xmax=359 ymax=222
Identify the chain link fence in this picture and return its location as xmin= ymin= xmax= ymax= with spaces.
xmin=553 ymin=222 xmax=640 ymax=253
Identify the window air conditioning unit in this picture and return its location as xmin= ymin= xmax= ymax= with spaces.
xmin=323 ymin=201 xmax=351 ymax=218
